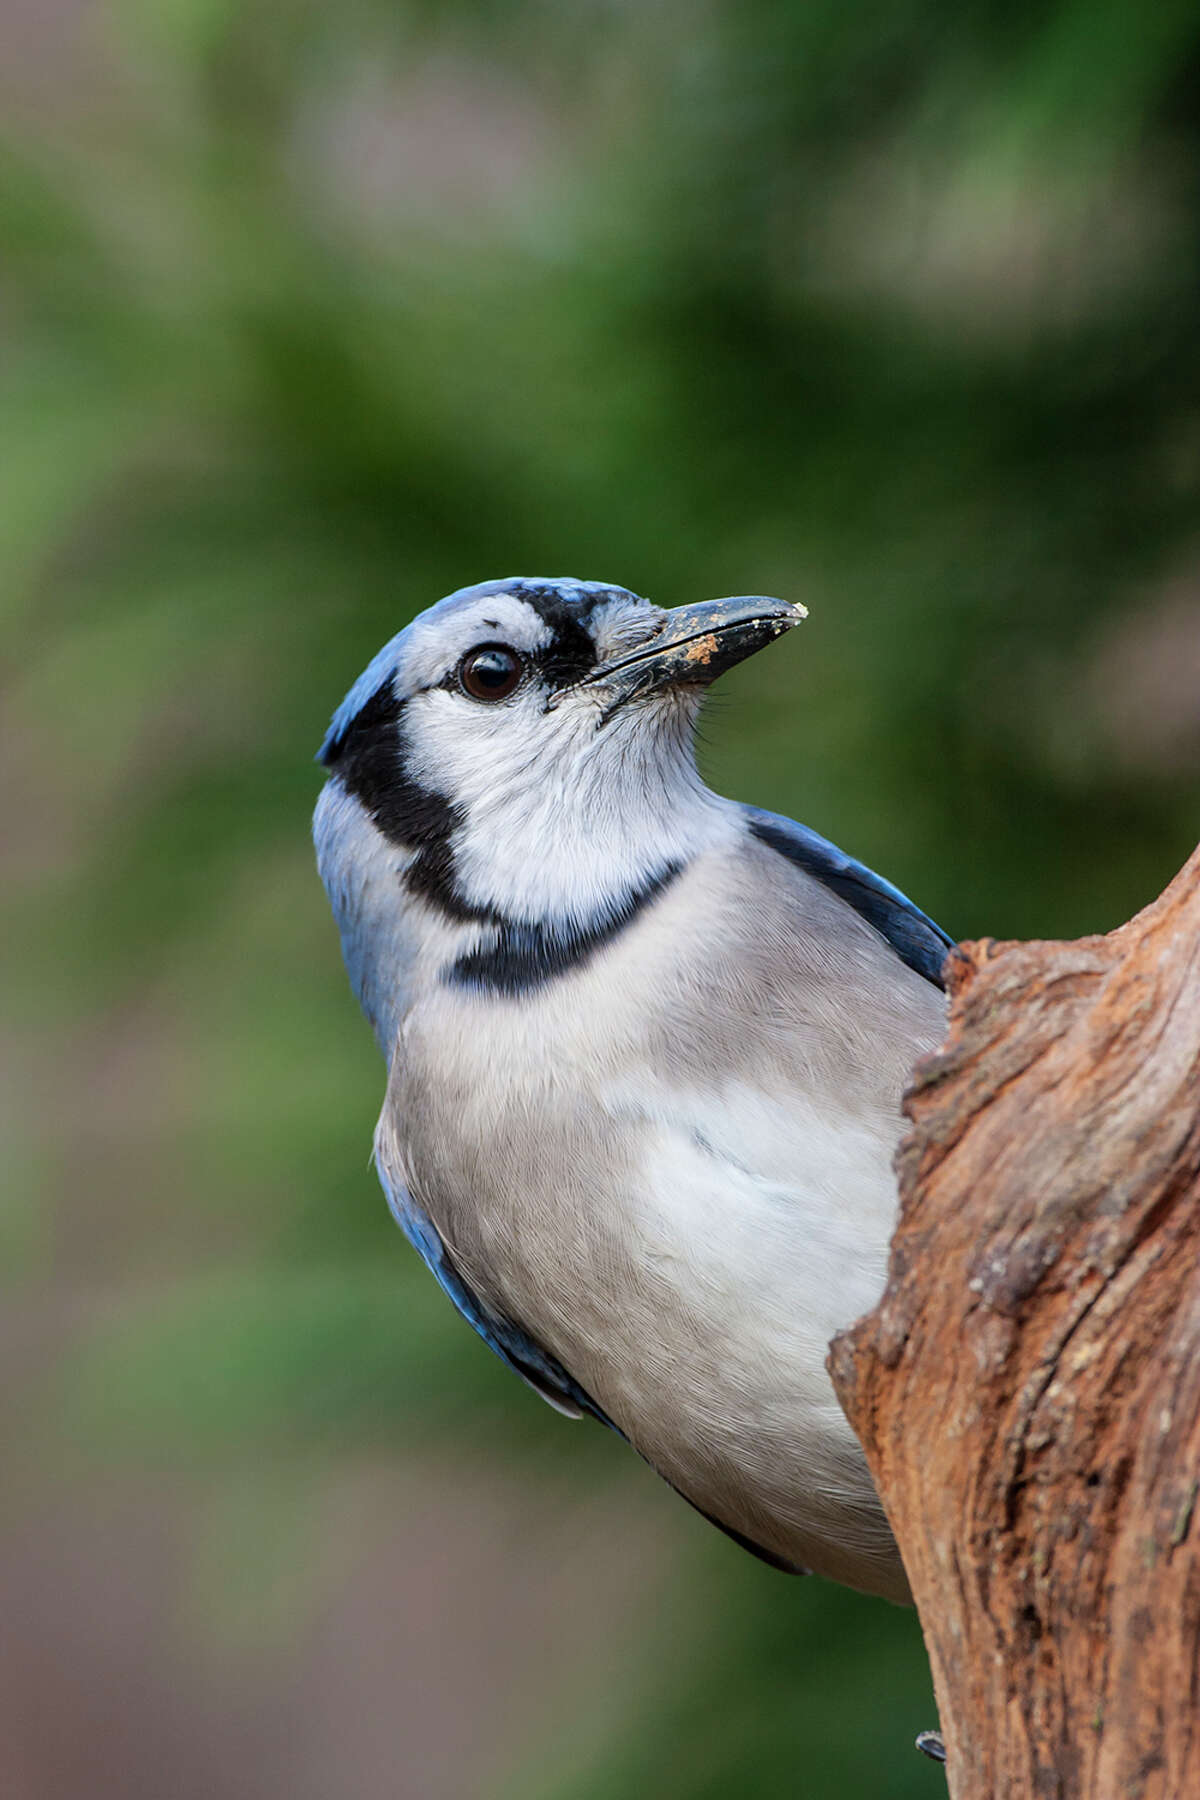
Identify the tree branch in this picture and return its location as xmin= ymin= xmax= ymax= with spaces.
xmin=830 ymin=845 xmax=1200 ymax=1799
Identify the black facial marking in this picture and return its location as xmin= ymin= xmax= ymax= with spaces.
xmin=449 ymin=863 xmax=683 ymax=995
xmin=322 ymin=680 xmax=496 ymax=926
xmin=318 ymin=681 xmax=410 ymax=820
xmin=507 ymin=581 xmax=603 ymax=689
xmin=404 ymin=829 xmax=499 ymax=926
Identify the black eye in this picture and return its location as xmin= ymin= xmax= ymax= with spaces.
xmin=457 ymin=644 xmax=524 ymax=702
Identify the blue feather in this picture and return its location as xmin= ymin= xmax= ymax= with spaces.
xmin=745 ymin=808 xmax=953 ymax=989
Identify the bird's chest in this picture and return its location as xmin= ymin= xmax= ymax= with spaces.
xmin=382 ymin=930 xmax=906 ymax=1424
xmin=375 ymin=875 xmax=938 ymax=1595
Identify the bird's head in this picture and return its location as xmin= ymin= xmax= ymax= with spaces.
xmin=316 ymin=576 xmax=804 ymax=936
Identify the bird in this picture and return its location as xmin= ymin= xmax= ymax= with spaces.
xmin=314 ymin=576 xmax=952 ymax=1604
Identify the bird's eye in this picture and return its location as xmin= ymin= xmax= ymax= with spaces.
xmin=457 ymin=644 xmax=524 ymax=702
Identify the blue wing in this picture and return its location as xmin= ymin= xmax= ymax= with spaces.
xmin=376 ymin=1164 xmax=617 ymax=1427
xmin=745 ymin=807 xmax=953 ymax=989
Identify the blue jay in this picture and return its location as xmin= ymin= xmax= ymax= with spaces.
xmin=315 ymin=577 xmax=951 ymax=1603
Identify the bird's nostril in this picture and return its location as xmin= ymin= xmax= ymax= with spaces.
xmin=586 ymin=611 xmax=667 ymax=671
xmin=619 ymin=612 xmax=669 ymax=652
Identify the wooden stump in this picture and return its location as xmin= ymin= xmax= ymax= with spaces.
xmin=829 ymin=846 xmax=1200 ymax=1800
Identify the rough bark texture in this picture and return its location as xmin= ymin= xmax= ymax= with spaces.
xmin=829 ymin=845 xmax=1200 ymax=1800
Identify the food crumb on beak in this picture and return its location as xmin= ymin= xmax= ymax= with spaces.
xmin=684 ymin=634 xmax=720 ymax=665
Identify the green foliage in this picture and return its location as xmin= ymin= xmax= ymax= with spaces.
xmin=5 ymin=0 xmax=1200 ymax=1793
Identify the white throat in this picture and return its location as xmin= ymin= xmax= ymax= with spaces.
xmin=411 ymin=690 xmax=737 ymax=923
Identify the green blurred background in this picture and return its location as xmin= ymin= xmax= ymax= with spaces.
xmin=3 ymin=1 xmax=1199 ymax=1794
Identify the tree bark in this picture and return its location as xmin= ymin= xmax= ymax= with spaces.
xmin=829 ymin=845 xmax=1200 ymax=1800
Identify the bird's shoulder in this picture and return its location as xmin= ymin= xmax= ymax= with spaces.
xmin=738 ymin=805 xmax=953 ymax=990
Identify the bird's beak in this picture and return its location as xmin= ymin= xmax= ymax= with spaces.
xmin=573 ymin=595 xmax=807 ymax=714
